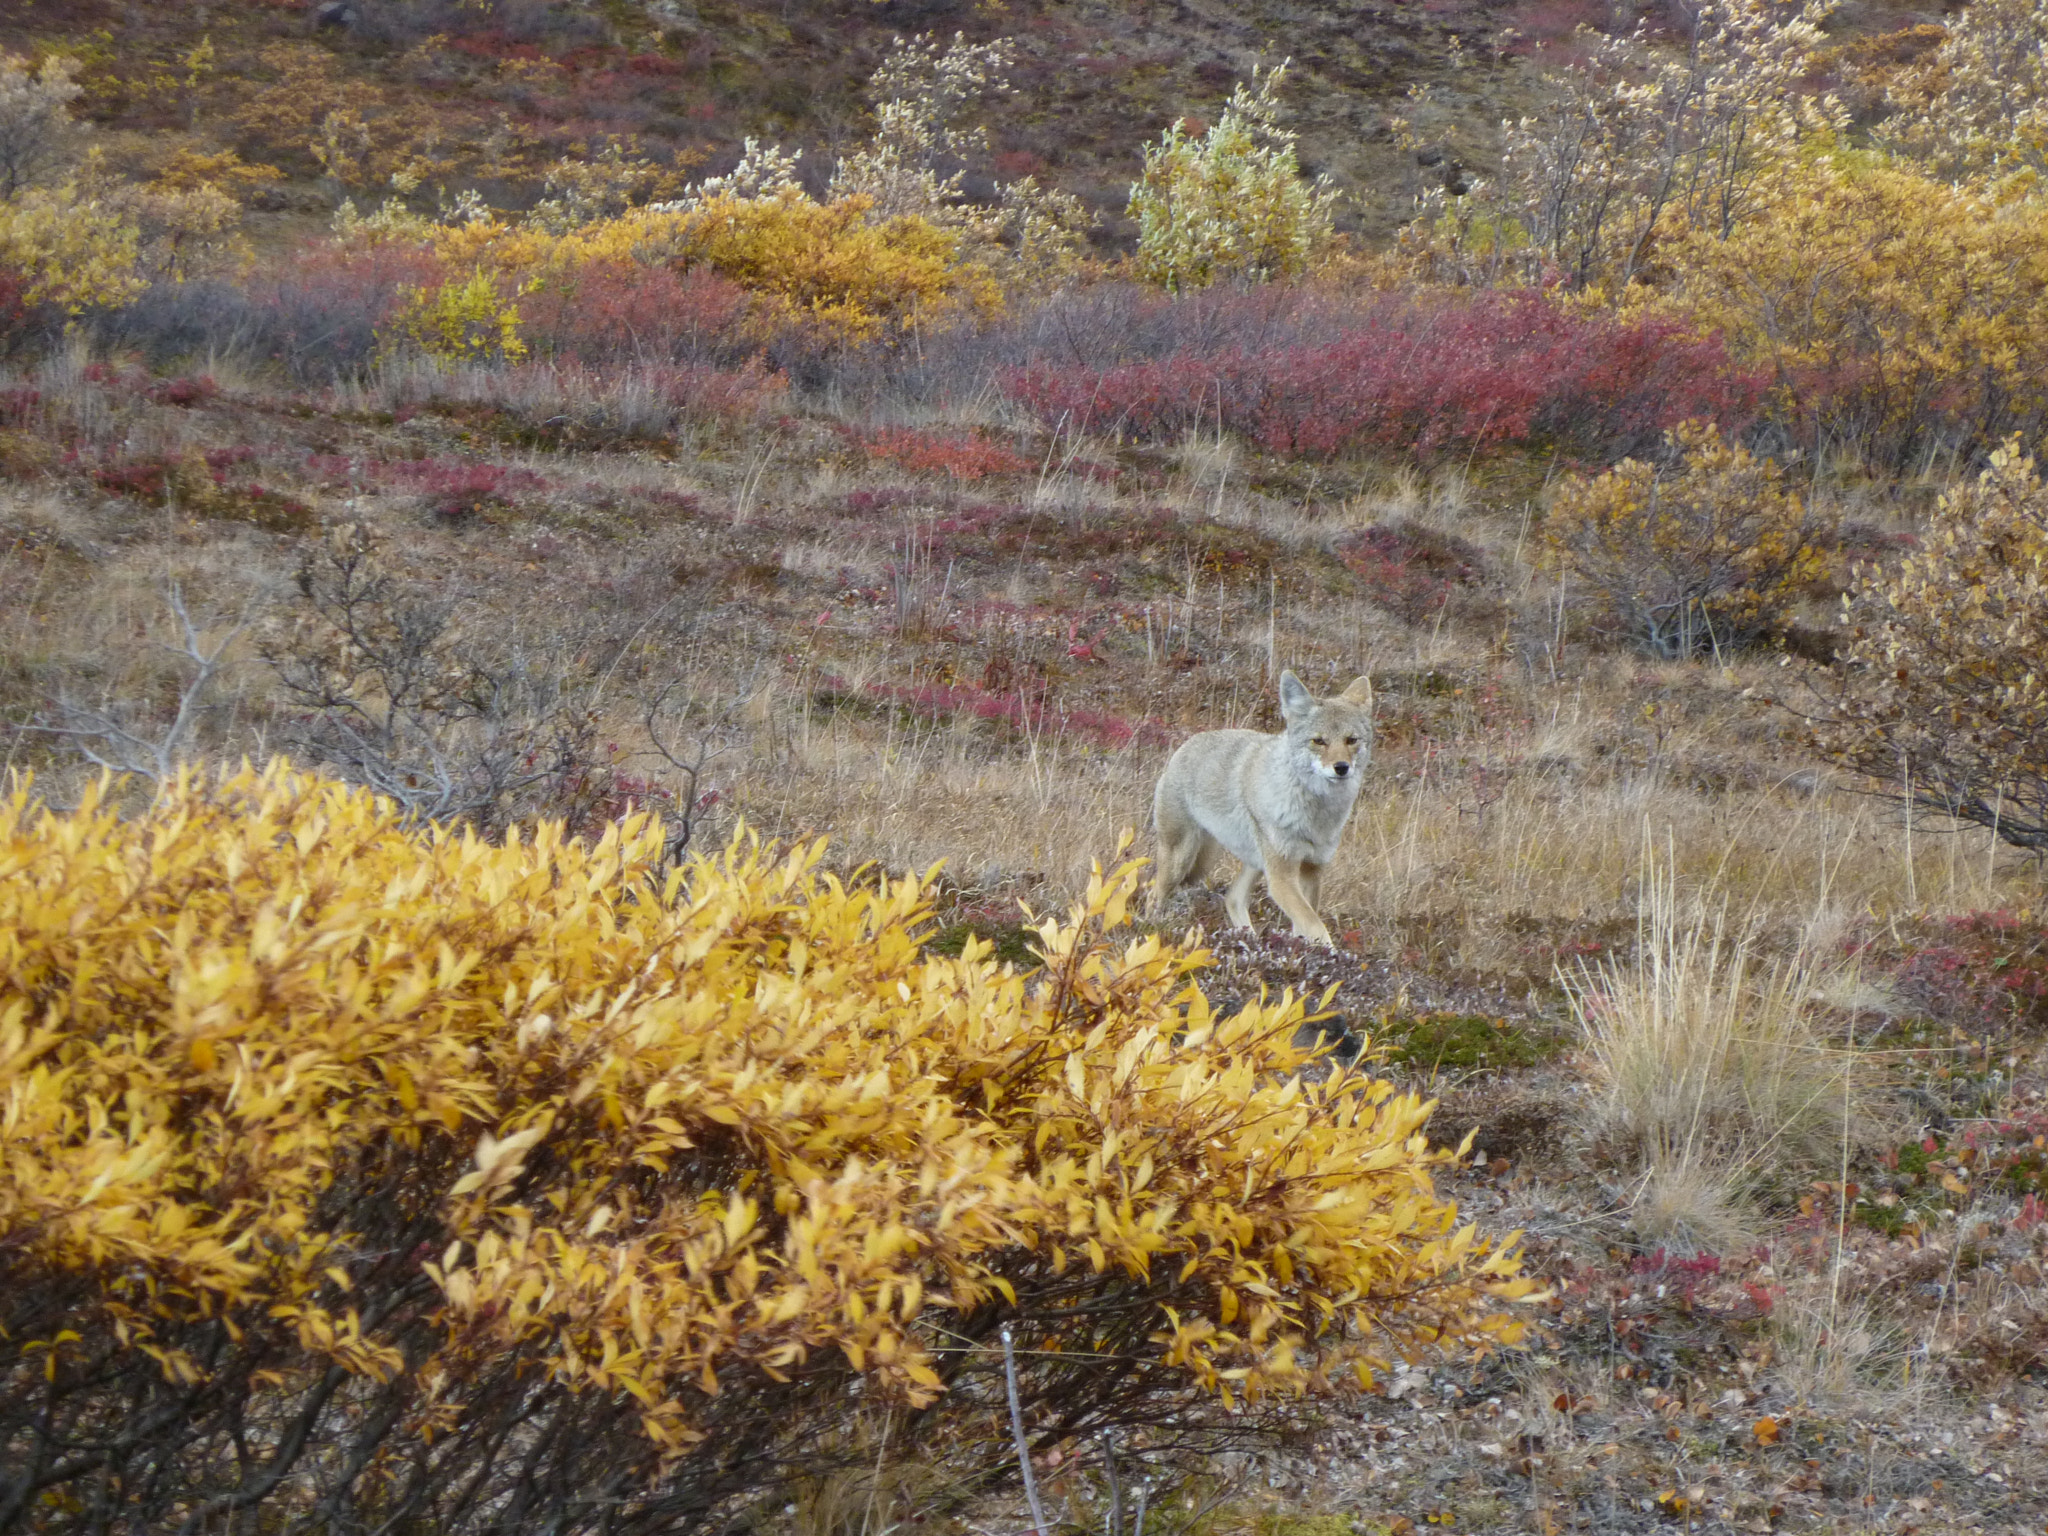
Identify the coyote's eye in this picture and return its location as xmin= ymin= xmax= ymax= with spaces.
xmin=1310 ymin=737 xmax=1327 ymax=747
xmin=1344 ymin=736 xmax=1360 ymax=747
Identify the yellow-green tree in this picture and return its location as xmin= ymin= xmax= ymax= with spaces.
xmin=384 ymin=267 xmax=529 ymax=363
xmin=1129 ymin=62 xmax=1340 ymax=290
xmin=0 ymin=181 xmax=141 ymax=311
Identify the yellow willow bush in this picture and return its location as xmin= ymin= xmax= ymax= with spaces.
xmin=659 ymin=190 xmax=997 ymax=338
xmin=410 ymin=190 xmax=996 ymax=344
xmin=383 ymin=266 xmax=530 ymax=364
xmin=0 ymin=762 xmax=1529 ymax=1536
xmin=1647 ymin=153 xmax=2048 ymax=467
xmin=1886 ymin=0 xmax=2048 ymax=196
xmin=0 ymin=181 xmax=142 ymax=312
xmin=1543 ymin=420 xmax=1833 ymax=659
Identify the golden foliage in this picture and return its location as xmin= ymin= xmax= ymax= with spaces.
xmin=662 ymin=190 xmax=996 ymax=338
xmin=0 ymin=761 xmax=1528 ymax=1482
xmin=1802 ymin=439 xmax=2048 ymax=851
xmin=403 ymin=192 xmax=996 ymax=342
xmin=527 ymin=135 xmax=689 ymax=233
xmin=1543 ymin=421 xmax=1832 ymax=659
xmin=0 ymin=180 xmax=142 ymax=310
xmin=94 ymin=148 xmax=259 ymax=281
xmin=146 ymin=146 xmax=284 ymax=199
xmin=385 ymin=267 xmax=529 ymax=364
xmin=1647 ymin=152 xmax=2048 ymax=466
xmin=226 ymin=42 xmax=521 ymax=197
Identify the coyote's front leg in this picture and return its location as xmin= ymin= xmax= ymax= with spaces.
xmin=1257 ymin=839 xmax=1334 ymax=947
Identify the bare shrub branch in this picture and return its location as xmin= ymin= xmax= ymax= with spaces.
xmin=25 ymin=584 xmax=242 ymax=786
xmin=261 ymin=526 xmax=601 ymax=834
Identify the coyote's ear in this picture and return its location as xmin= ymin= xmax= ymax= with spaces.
xmin=1339 ymin=675 xmax=1374 ymax=708
xmin=1278 ymin=670 xmax=1313 ymax=721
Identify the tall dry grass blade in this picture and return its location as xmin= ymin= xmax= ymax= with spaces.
xmin=1563 ymin=832 xmax=1868 ymax=1251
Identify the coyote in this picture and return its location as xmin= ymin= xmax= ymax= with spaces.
xmin=1148 ymin=670 xmax=1374 ymax=946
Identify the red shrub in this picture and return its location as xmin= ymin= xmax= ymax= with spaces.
xmin=446 ymin=31 xmax=549 ymax=62
xmin=294 ymin=454 xmax=552 ymax=519
xmin=90 ymin=455 xmax=176 ymax=503
xmin=1873 ymin=912 xmax=2048 ymax=1037
xmin=643 ymin=360 xmax=788 ymax=424
xmin=0 ymin=386 xmax=41 ymax=426
xmin=859 ymin=427 xmax=1034 ymax=482
xmin=380 ymin=457 xmax=549 ymax=519
xmin=82 ymin=362 xmax=149 ymax=391
xmin=1003 ymin=289 xmax=1762 ymax=463
xmin=520 ymin=261 xmax=754 ymax=367
xmin=398 ymin=460 xmax=546 ymax=521
xmin=302 ymin=453 xmax=360 ymax=488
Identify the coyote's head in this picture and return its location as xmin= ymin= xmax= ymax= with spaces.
xmin=1278 ymin=670 xmax=1374 ymax=784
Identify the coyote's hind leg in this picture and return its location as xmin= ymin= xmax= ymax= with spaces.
xmin=1150 ymin=799 xmax=1219 ymax=917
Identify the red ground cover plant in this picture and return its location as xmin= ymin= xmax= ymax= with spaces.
xmin=844 ymin=673 xmax=1172 ymax=750
xmin=1336 ymin=522 xmax=1494 ymax=627
xmin=83 ymin=445 xmax=311 ymax=529
xmin=146 ymin=375 xmax=220 ymax=408
xmin=857 ymin=427 xmax=1036 ymax=482
xmin=299 ymin=454 xmax=551 ymax=519
xmin=0 ymin=385 xmax=40 ymax=426
xmin=1004 ymin=288 xmax=1762 ymax=462
xmin=640 ymin=361 xmax=789 ymax=424
xmin=1872 ymin=911 xmax=2048 ymax=1037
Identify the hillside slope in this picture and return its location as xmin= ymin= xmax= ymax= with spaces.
xmin=0 ymin=0 xmax=1560 ymax=244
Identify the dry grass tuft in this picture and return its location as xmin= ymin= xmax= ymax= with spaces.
xmin=1629 ymin=1145 xmax=1762 ymax=1258
xmin=1563 ymin=840 xmax=1873 ymax=1250
xmin=1770 ymin=1282 xmax=1922 ymax=1416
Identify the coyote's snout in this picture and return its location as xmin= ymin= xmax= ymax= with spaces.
xmin=1147 ymin=670 xmax=1374 ymax=946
